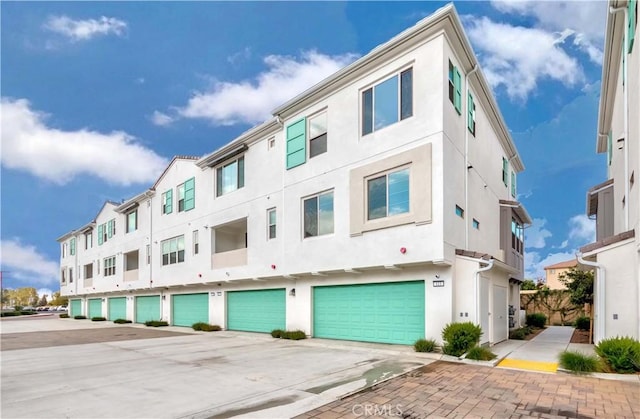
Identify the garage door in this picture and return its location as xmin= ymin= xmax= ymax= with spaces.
xmin=135 ymin=296 xmax=161 ymax=324
xmin=227 ymin=289 xmax=285 ymax=333
xmin=88 ymin=298 xmax=102 ymax=319
xmin=313 ymin=281 xmax=425 ymax=345
xmin=172 ymin=293 xmax=209 ymax=327
xmin=108 ymin=297 xmax=127 ymax=321
xmin=70 ymin=299 xmax=82 ymax=317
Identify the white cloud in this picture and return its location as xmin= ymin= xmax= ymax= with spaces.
xmin=0 ymin=239 xmax=59 ymax=287
xmin=525 ymin=250 xmax=576 ymax=280
xmin=464 ymin=16 xmax=584 ymax=100
xmin=37 ymin=288 xmax=54 ymax=299
xmin=159 ymin=50 xmax=358 ymax=126
xmin=490 ymin=0 xmax=606 ymax=64
xmin=525 ymin=218 xmax=553 ymax=249
xmin=227 ymin=47 xmax=252 ymax=65
xmin=150 ymin=110 xmax=175 ymax=127
xmin=1 ymin=98 xmax=168 ymax=186
xmin=568 ymin=214 xmax=596 ymax=243
xmin=43 ymin=15 xmax=127 ymax=42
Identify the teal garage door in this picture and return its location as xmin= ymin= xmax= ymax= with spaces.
xmin=227 ymin=289 xmax=285 ymax=333
xmin=88 ymin=298 xmax=102 ymax=318
xmin=172 ymin=293 xmax=209 ymax=327
xmin=108 ymin=297 xmax=127 ymax=321
xmin=313 ymin=281 xmax=425 ymax=345
xmin=135 ymin=296 xmax=161 ymax=324
xmin=70 ymin=299 xmax=82 ymax=317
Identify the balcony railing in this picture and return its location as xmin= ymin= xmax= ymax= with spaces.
xmin=124 ymin=269 xmax=139 ymax=282
xmin=211 ymin=248 xmax=247 ymax=269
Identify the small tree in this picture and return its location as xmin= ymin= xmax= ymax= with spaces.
xmin=521 ymin=279 xmax=537 ymax=290
xmin=560 ymin=268 xmax=594 ymax=342
xmin=38 ymin=295 xmax=48 ymax=307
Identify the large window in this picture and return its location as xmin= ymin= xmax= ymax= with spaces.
xmin=104 ymin=256 xmax=116 ymax=276
xmin=511 ymin=218 xmax=524 ymax=254
xmin=85 ymin=232 xmax=92 ymax=249
xmin=303 ymin=191 xmax=334 ymax=238
xmin=84 ymin=263 xmax=93 ymax=280
xmin=448 ymin=60 xmax=461 ymax=114
xmin=127 ymin=210 xmax=137 ymax=233
xmin=216 ymin=157 xmax=244 ymax=196
xmin=267 ymin=208 xmax=276 ymax=240
xmin=308 ymin=112 xmax=327 ymax=158
xmin=367 ymin=168 xmax=410 ymax=220
xmin=362 ymin=68 xmax=413 ymax=135
xmin=161 ymin=236 xmax=185 ymax=266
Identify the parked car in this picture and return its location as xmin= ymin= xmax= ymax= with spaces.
xmin=59 ymin=306 xmax=67 ymax=311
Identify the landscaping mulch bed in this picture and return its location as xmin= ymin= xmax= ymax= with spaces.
xmin=570 ymin=328 xmax=591 ymax=344
xmin=524 ymin=327 xmax=545 ymax=340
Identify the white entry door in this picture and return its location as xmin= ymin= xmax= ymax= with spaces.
xmin=492 ymin=285 xmax=508 ymax=344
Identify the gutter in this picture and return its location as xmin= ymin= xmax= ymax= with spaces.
xmin=576 ymin=252 xmax=605 ymax=343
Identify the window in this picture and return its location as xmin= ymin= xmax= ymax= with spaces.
xmin=607 ymin=131 xmax=612 ymax=166
xmin=511 ymin=172 xmax=517 ymax=198
xmin=467 ymin=92 xmax=476 ymax=135
xmin=502 ymin=157 xmax=509 ymax=186
xmin=127 ymin=210 xmax=137 ymax=233
xmin=268 ymin=137 xmax=275 ymax=150
xmin=177 ymin=183 xmax=185 ymax=212
xmin=84 ymin=263 xmax=93 ymax=280
xmin=550 ymin=269 xmax=555 ymax=274
xmin=161 ymin=236 xmax=185 ymax=266
xmin=511 ymin=218 xmax=524 ymax=254
xmin=193 ymin=230 xmax=199 ymax=255
xmin=303 ymin=191 xmax=334 ymax=238
xmin=85 ymin=232 xmax=92 ymax=250
xmin=146 ymin=244 xmax=151 ymax=265
xmin=104 ymin=256 xmax=116 ymax=276
xmin=448 ymin=61 xmax=462 ymax=114
xmin=308 ymin=112 xmax=328 ymax=158
xmin=62 ymin=243 xmax=67 ymax=258
xmin=367 ymin=167 xmax=410 ymax=220
xmin=162 ymin=189 xmax=173 ymax=214
xmin=267 ymin=208 xmax=276 ymax=240
xmin=70 ymin=238 xmax=76 ymax=256
xmin=61 ymin=269 xmax=66 ymax=284
xmin=362 ymin=67 xmax=413 ymax=135
xmin=455 ymin=205 xmax=464 ymax=218
xmin=217 ymin=157 xmax=244 ymax=196
xmin=69 ymin=267 xmax=73 ymax=283
xmin=472 ymin=219 xmax=480 ymax=229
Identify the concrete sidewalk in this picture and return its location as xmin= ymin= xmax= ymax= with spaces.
xmin=494 ymin=326 xmax=589 ymax=373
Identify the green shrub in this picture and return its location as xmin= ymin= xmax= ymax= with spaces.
xmin=91 ymin=317 xmax=106 ymax=321
xmin=526 ymin=313 xmax=547 ymax=328
xmin=595 ymin=337 xmax=640 ymax=373
xmin=14 ymin=306 xmax=23 ymax=312
xmin=574 ymin=316 xmax=590 ymax=331
xmin=559 ymin=350 xmax=599 ymax=373
xmin=1 ymin=312 xmax=20 ymax=317
xmin=441 ymin=322 xmax=482 ymax=357
xmin=466 ymin=346 xmax=497 ymax=361
xmin=144 ymin=320 xmax=168 ymax=327
xmin=192 ymin=322 xmax=221 ymax=332
xmin=74 ymin=315 xmax=87 ymax=320
xmin=59 ymin=313 xmax=70 ymax=318
xmin=414 ymin=338 xmax=437 ymax=353
xmin=113 ymin=318 xmax=132 ymax=324
xmin=271 ymin=329 xmax=284 ymax=338
xmin=509 ymin=328 xmax=528 ymax=340
xmin=282 ymin=330 xmax=306 ymax=340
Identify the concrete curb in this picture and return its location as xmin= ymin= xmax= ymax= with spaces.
xmin=557 ymin=367 xmax=640 ymax=382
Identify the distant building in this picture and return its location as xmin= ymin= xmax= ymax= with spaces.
xmin=543 ymin=259 xmax=578 ymax=290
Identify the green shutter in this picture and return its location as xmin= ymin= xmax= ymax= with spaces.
xmin=502 ymin=158 xmax=509 ymax=186
xmin=467 ymin=92 xmax=474 ymax=133
xmin=70 ymin=238 xmax=76 ymax=255
xmin=511 ymin=172 xmax=516 ymax=198
xmin=107 ymin=220 xmax=113 ymax=238
xmin=184 ymin=177 xmax=195 ymax=211
xmin=286 ymin=118 xmax=306 ymax=169
xmin=97 ymin=224 xmax=104 ymax=245
xmin=608 ymin=131 xmax=613 ymax=166
xmin=454 ymin=68 xmax=462 ymax=114
xmin=165 ymin=189 xmax=173 ymax=214
xmin=629 ymin=0 xmax=636 ymax=53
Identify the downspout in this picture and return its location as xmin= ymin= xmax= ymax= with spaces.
xmin=470 ymin=257 xmax=494 ymax=331
xmin=577 ymin=252 xmax=605 ymax=343
xmin=464 ymin=65 xmax=479 ymax=249
xmin=610 ymin=5 xmax=629 ymax=230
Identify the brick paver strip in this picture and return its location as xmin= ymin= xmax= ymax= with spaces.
xmin=298 ymin=361 xmax=640 ymax=419
xmin=1 ymin=326 xmax=191 ymax=350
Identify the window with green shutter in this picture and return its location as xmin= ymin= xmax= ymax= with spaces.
xmin=70 ymin=238 xmax=76 ymax=255
xmin=107 ymin=219 xmax=113 ymax=238
xmin=468 ymin=92 xmax=476 ymax=135
xmin=286 ymin=118 xmax=306 ymax=169
xmin=511 ymin=172 xmax=517 ymax=198
xmin=98 ymin=224 xmax=104 ymax=245
xmin=184 ymin=177 xmax=195 ymax=211
xmin=454 ymin=68 xmax=462 ymax=114
xmin=162 ymin=189 xmax=173 ymax=214
xmin=629 ymin=0 xmax=636 ymax=53
xmin=502 ymin=158 xmax=509 ymax=186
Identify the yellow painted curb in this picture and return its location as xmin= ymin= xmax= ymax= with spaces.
xmin=498 ymin=358 xmax=558 ymax=373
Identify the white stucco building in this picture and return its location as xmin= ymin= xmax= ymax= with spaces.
xmin=581 ymin=0 xmax=639 ymax=342
xmin=58 ymin=4 xmax=531 ymax=346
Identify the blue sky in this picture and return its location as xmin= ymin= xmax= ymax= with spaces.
xmin=1 ymin=1 xmax=607 ymax=296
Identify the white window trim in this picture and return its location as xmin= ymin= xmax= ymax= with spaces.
xmin=267 ymin=208 xmax=277 ymax=240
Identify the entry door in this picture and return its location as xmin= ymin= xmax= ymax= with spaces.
xmin=492 ymin=285 xmax=508 ymax=343
xmin=479 ymin=276 xmax=490 ymax=345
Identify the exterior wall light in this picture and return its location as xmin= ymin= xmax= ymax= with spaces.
xmin=289 ymin=288 xmax=296 ymax=297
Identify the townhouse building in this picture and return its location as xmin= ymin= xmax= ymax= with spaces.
xmin=58 ymin=4 xmax=530 ymax=346
xmin=580 ymin=0 xmax=639 ymax=342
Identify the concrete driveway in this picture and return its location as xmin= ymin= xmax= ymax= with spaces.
xmin=1 ymin=317 xmax=431 ymax=418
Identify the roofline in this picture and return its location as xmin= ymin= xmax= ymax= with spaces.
xmin=543 ymin=259 xmax=578 ymax=270
xmin=151 ymin=156 xmax=199 ymax=190
xmin=499 ymin=200 xmax=533 ymax=225
xmin=115 ymin=189 xmax=155 ymax=213
xmin=597 ymin=0 xmax=625 ymax=153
